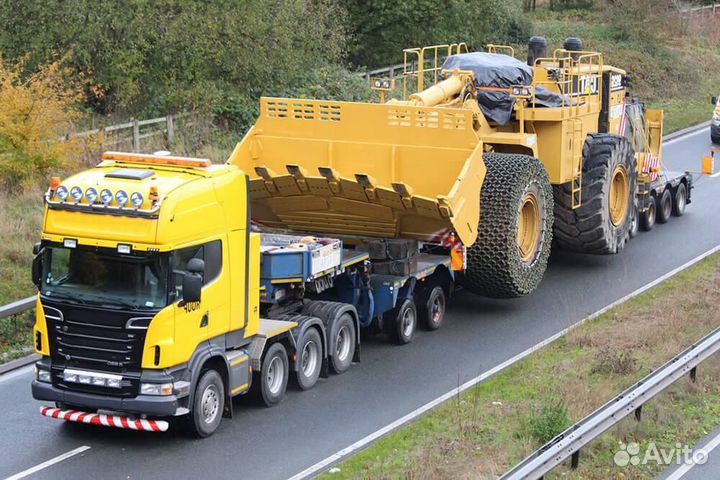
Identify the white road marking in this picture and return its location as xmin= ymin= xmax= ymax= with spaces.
xmin=665 ymin=430 xmax=720 ymax=480
xmin=2 ymin=446 xmax=91 ymax=480
xmin=288 ymin=243 xmax=720 ymax=480
xmin=710 ymin=170 xmax=720 ymax=178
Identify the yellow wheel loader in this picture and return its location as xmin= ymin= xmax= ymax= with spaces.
xmin=229 ymin=37 xmax=686 ymax=299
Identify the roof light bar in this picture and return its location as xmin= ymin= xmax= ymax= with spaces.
xmin=101 ymin=151 xmax=212 ymax=169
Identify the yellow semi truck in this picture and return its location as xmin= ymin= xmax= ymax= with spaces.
xmin=31 ymin=38 xmax=692 ymax=437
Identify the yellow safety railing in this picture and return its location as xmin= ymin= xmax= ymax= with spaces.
xmin=402 ymin=43 xmax=469 ymax=99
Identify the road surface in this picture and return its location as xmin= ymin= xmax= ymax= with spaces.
xmin=0 ymin=126 xmax=719 ymax=480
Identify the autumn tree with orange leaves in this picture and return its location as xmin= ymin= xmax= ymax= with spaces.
xmin=0 ymin=55 xmax=83 ymax=186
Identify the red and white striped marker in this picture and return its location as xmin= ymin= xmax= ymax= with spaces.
xmin=40 ymin=406 xmax=169 ymax=432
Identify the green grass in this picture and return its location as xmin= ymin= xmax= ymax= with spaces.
xmin=320 ymin=253 xmax=720 ymax=479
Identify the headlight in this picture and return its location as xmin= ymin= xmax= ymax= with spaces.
xmin=140 ymin=382 xmax=174 ymax=396
xmin=85 ymin=187 xmax=98 ymax=204
xmin=130 ymin=192 xmax=144 ymax=208
xmin=115 ymin=190 xmax=129 ymax=207
xmin=70 ymin=186 xmax=83 ymax=202
xmin=100 ymin=189 xmax=113 ymax=205
xmin=34 ymin=366 xmax=51 ymax=383
xmin=56 ymin=186 xmax=69 ymax=201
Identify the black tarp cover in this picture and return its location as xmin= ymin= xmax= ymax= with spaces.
xmin=441 ymin=52 xmax=532 ymax=125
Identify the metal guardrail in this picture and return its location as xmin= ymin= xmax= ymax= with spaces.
xmin=500 ymin=324 xmax=720 ymax=479
xmin=0 ymin=296 xmax=35 ymax=319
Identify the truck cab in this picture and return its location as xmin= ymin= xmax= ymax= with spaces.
xmin=31 ymin=152 xmax=267 ymax=436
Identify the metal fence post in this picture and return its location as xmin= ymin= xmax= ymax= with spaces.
xmin=167 ymin=114 xmax=175 ymax=145
xmin=132 ymin=119 xmax=140 ymax=152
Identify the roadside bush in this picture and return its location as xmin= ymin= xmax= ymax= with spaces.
xmin=591 ymin=346 xmax=638 ymax=375
xmin=527 ymin=398 xmax=571 ymax=444
xmin=0 ymin=54 xmax=82 ymax=186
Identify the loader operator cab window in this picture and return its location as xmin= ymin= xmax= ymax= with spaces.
xmin=171 ymin=240 xmax=222 ymax=302
xmin=40 ymin=246 xmax=168 ymax=309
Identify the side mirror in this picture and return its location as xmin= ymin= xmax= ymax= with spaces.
xmin=712 ymin=97 xmax=718 ymax=105
xmin=181 ymin=258 xmax=204 ymax=304
xmin=31 ymin=252 xmax=43 ymax=289
xmin=32 ymin=242 xmax=42 ymax=255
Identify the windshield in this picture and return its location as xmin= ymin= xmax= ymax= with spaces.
xmin=41 ymin=246 xmax=169 ymax=309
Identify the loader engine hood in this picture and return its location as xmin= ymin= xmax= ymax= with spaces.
xmin=228 ymin=97 xmax=486 ymax=246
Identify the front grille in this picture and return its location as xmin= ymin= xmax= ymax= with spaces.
xmin=42 ymin=299 xmax=156 ymax=397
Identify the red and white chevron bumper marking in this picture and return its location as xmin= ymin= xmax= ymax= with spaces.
xmin=40 ymin=406 xmax=169 ymax=432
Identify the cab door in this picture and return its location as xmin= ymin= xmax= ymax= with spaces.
xmin=171 ymin=239 xmax=229 ymax=354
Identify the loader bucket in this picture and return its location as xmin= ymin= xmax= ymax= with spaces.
xmin=228 ymin=97 xmax=485 ymax=246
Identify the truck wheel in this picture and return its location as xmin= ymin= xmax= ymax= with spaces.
xmin=294 ymin=328 xmax=322 ymax=390
xmin=463 ymin=153 xmax=553 ymax=298
xmin=554 ymin=134 xmax=637 ymax=254
xmin=185 ymin=369 xmax=224 ymax=438
xmin=672 ymin=183 xmax=687 ymax=217
xmin=330 ymin=313 xmax=355 ymax=374
xmin=640 ymin=195 xmax=656 ymax=231
xmin=252 ymin=342 xmax=289 ymax=407
xmin=388 ymin=298 xmax=417 ymax=345
xmin=657 ymin=188 xmax=672 ymax=224
xmin=419 ymin=285 xmax=445 ymax=331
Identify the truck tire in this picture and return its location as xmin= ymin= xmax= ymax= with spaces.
xmin=252 ymin=342 xmax=289 ymax=407
xmin=294 ymin=328 xmax=322 ymax=390
xmin=418 ymin=285 xmax=445 ymax=331
xmin=554 ymin=134 xmax=637 ymax=254
xmin=640 ymin=195 xmax=656 ymax=231
xmin=657 ymin=188 xmax=672 ymax=224
xmin=330 ymin=313 xmax=355 ymax=374
xmin=672 ymin=183 xmax=687 ymax=217
xmin=184 ymin=369 xmax=225 ymax=438
xmin=387 ymin=298 xmax=417 ymax=345
xmin=463 ymin=152 xmax=553 ymax=298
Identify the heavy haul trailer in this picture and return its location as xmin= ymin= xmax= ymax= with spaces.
xmin=31 ymin=152 xmax=454 ymax=437
xmin=31 ymin=37 xmax=694 ymax=437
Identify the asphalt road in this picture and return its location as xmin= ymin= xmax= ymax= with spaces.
xmin=1 ymin=127 xmax=719 ymax=480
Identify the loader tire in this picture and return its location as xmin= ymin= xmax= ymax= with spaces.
xmin=462 ymin=153 xmax=553 ymax=298
xmin=553 ymin=134 xmax=637 ymax=254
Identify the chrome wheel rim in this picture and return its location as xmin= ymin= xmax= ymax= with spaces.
xmin=336 ymin=326 xmax=351 ymax=362
xmin=677 ymin=189 xmax=685 ymax=212
xmin=301 ymin=340 xmax=319 ymax=377
xmin=266 ymin=356 xmax=284 ymax=395
xmin=401 ymin=307 xmax=415 ymax=338
xmin=200 ymin=384 xmax=220 ymax=424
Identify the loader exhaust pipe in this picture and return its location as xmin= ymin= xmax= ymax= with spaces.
xmin=527 ymin=36 xmax=548 ymax=66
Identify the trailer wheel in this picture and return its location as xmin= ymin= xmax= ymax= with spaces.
xmin=629 ymin=206 xmax=639 ymax=239
xmin=554 ymin=134 xmax=637 ymax=254
xmin=387 ymin=298 xmax=417 ymax=345
xmin=184 ymin=369 xmax=225 ymax=438
xmin=294 ymin=328 xmax=322 ymax=390
xmin=657 ymin=188 xmax=672 ymax=224
xmin=672 ymin=183 xmax=687 ymax=217
xmin=330 ymin=313 xmax=355 ymax=374
xmin=463 ymin=153 xmax=553 ymax=298
xmin=252 ymin=342 xmax=289 ymax=407
xmin=419 ymin=285 xmax=445 ymax=331
xmin=640 ymin=195 xmax=656 ymax=231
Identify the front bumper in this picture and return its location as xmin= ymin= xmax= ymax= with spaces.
xmin=32 ymin=380 xmax=181 ymax=417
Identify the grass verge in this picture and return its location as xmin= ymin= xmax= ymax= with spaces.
xmin=320 ymin=252 xmax=720 ymax=479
